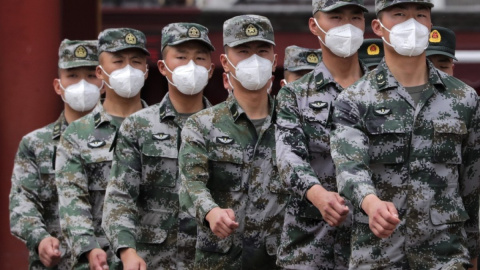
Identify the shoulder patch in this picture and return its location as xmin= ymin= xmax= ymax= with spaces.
xmin=216 ymin=136 xmax=234 ymax=145
xmin=88 ymin=140 xmax=106 ymax=148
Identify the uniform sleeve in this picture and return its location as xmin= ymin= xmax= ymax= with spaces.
xmin=102 ymin=119 xmax=140 ymax=256
xmin=274 ymin=86 xmax=323 ymax=199
xmin=55 ymin=129 xmax=100 ymax=260
xmin=179 ymin=117 xmax=219 ymax=227
xmin=330 ymin=92 xmax=377 ymax=210
xmin=9 ymin=137 xmax=51 ymax=253
xmin=461 ymin=95 xmax=480 ymax=258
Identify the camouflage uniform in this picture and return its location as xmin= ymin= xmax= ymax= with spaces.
xmin=9 ymin=39 xmax=98 ymax=270
xmin=330 ymin=59 xmax=480 ymax=269
xmin=276 ymin=58 xmax=367 ymax=269
xmin=10 ymin=113 xmax=71 ymax=270
xmin=179 ymin=93 xmax=288 ymax=269
xmin=102 ymin=93 xmax=211 ymax=269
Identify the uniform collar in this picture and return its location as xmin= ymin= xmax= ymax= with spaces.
xmin=158 ymin=93 xmax=212 ymax=122
xmin=313 ymin=60 xmax=368 ymax=91
xmin=374 ymin=58 xmax=446 ymax=92
xmin=52 ymin=111 xmax=68 ymax=140
xmin=93 ymin=99 xmax=149 ymax=128
xmin=227 ymin=93 xmax=276 ymax=123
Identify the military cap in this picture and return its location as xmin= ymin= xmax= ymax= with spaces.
xmin=375 ymin=0 xmax=433 ymax=14
xmin=161 ymin=23 xmax=215 ymax=52
xmin=426 ymin=26 xmax=457 ymax=61
xmin=97 ymin=28 xmax=150 ymax=56
xmin=312 ymin=0 xmax=368 ymax=15
xmin=58 ymin=39 xmax=98 ymax=69
xmin=358 ymin=39 xmax=384 ymax=68
xmin=223 ymin=14 xmax=275 ymax=47
xmin=284 ymin=45 xmax=322 ymax=71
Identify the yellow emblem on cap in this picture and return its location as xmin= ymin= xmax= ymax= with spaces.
xmin=367 ymin=44 xmax=380 ymax=56
xmin=125 ymin=33 xmax=137 ymax=45
xmin=74 ymin=46 xmax=87 ymax=58
xmin=429 ymin=30 xmax=441 ymax=43
xmin=188 ymin=26 xmax=201 ymax=38
xmin=306 ymin=53 xmax=319 ymax=64
xmin=245 ymin=24 xmax=258 ymax=37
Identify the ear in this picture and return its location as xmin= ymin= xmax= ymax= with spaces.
xmin=222 ymin=72 xmax=231 ymax=91
xmin=53 ymin=78 xmax=62 ymax=96
xmin=157 ymin=60 xmax=168 ymax=76
xmin=96 ymin=66 xmax=105 ymax=80
xmin=220 ymin=54 xmax=230 ymax=73
xmin=208 ymin=63 xmax=215 ymax=79
xmin=144 ymin=64 xmax=149 ymax=80
xmin=280 ymin=79 xmax=286 ymax=88
xmin=272 ymin=54 xmax=278 ymax=72
xmin=371 ymin=19 xmax=384 ymax=38
xmin=309 ymin=17 xmax=320 ymax=36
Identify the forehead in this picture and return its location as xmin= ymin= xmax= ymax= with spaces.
xmin=167 ymin=41 xmax=211 ymax=54
xmin=384 ymin=3 xmax=430 ymax=12
xmin=232 ymin=41 xmax=274 ymax=50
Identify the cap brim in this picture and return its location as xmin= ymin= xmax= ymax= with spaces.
xmin=102 ymin=45 xmax=151 ymax=56
xmin=321 ymin=3 xmax=368 ymax=13
xmin=426 ymin=50 xmax=457 ymax=61
xmin=163 ymin=38 xmax=215 ymax=52
xmin=59 ymin=61 xmax=99 ymax=69
xmin=226 ymin=37 xmax=276 ymax=48
xmin=378 ymin=2 xmax=434 ymax=14
xmin=286 ymin=65 xmax=316 ymax=72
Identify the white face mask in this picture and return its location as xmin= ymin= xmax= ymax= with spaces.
xmin=100 ymin=64 xmax=147 ymax=98
xmin=59 ymin=79 xmax=101 ymax=112
xmin=379 ymin=18 xmax=429 ymax=57
xmin=314 ymin=19 xmax=364 ymax=58
xmin=227 ymin=54 xmax=273 ymax=91
xmin=163 ymin=60 xmax=210 ymax=95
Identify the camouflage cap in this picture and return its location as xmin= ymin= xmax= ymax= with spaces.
xmin=161 ymin=23 xmax=215 ymax=52
xmin=375 ymin=0 xmax=433 ymax=14
xmin=97 ymin=28 xmax=150 ymax=56
xmin=312 ymin=0 xmax=368 ymax=15
xmin=358 ymin=39 xmax=384 ymax=68
xmin=223 ymin=14 xmax=275 ymax=47
xmin=284 ymin=45 xmax=322 ymax=71
xmin=58 ymin=39 xmax=98 ymax=69
xmin=426 ymin=26 xmax=457 ymax=61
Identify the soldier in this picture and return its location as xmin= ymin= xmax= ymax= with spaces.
xmin=179 ymin=14 xmax=288 ymax=269
xmin=426 ymin=26 xmax=457 ymax=76
xmin=9 ymin=39 xmax=102 ymax=270
xmin=280 ymin=45 xmax=322 ymax=87
xmin=275 ymin=0 xmax=368 ymax=269
xmin=102 ymin=22 xmax=215 ymax=270
xmin=331 ymin=0 xmax=479 ymax=269
xmin=55 ymin=28 xmax=150 ymax=270
xmin=358 ymin=38 xmax=384 ymax=70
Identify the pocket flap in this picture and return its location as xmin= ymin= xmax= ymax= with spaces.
xmin=366 ymin=119 xmax=406 ymax=135
xmin=433 ymin=119 xmax=467 ymax=135
xmin=141 ymin=141 xmax=178 ymax=159
xmin=209 ymin=143 xmax=243 ymax=164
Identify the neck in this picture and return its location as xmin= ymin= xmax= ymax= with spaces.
xmin=102 ymin=88 xmax=143 ymax=117
xmin=233 ymin=86 xmax=269 ymax=120
xmin=322 ymin=51 xmax=363 ymax=89
xmin=384 ymin=51 xmax=428 ymax=87
xmin=64 ymin=105 xmax=91 ymax=124
xmin=168 ymin=86 xmax=204 ymax=114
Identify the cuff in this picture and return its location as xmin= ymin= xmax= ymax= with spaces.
xmin=26 ymin=229 xmax=51 ymax=255
xmin=74 ymin=235 xmax=101 ymax=260
xmin=115 ymin=231 xmax=137 ymax=258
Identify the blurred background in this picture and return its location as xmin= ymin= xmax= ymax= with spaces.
xmin=1 ymin=0 xmax=479 ymax=268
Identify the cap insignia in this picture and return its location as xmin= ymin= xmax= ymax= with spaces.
xmin=125 ymin=33 xmax=137 ymax=45
xmin=306 ymin=53 xmax=319 ymax=64
xmin=188 ymin=26 xmax=201 ymax=38
xmin=245 ymin=24 xmax=258 ymax=37
xmin=367 ymin=44 xmax=380 ymax=56
xmin=429 ymin=30 xmax=441 ymax=43
xmin=74 ymin=46 xmax=87 ymax=58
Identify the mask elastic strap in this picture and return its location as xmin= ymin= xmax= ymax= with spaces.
xmin=226 ymin=73 xmax=235 ymax=92
xmin=314 ymin=19 xmax=329 ymax=47
xmin=161 ymin=60 xmax=179 ymax=88
xmin=98 ymin=65 xmax=114 ymax=89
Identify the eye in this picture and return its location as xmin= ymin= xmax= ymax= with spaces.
xmin=394 ymin=12 xmax=405 ymax=17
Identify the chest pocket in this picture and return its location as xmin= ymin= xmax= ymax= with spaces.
xmin=303 ymin=103 xmax=331 ymax=154
xmin=366 ymin=119 xmax=407 ymax=164
xmin=141 ymin=141 xmax=178 ymax=188
xmin=208 ymin=142 xmax=244 ymax=191
xmin=432 ymin=119 xmax=467 ymax=164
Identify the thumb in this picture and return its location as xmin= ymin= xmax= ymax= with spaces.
xmin=226 ymin=209 xmax=236 ymax=222
xmin=335 ymin=193 xmax=346 ymax=206
xmin=386 ymin=203 xmax=399 ymax=220
xmin=51 ymin=238 xmax=61 ymax=255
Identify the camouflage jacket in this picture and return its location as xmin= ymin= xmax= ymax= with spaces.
xmin=179 ymin=94 xmax=288 ymax=263
xmin=275 ymin=60 xmax=367 ymax=269
xmin=331 ymin=59 xmax=480 ymax=267
xmin=55 ymin=100 xmax=147 ymax=263
xmin=10 ymin=112 xmax=71 ymax=269
xmin=102 ymin=93 xmax=211 ymax=268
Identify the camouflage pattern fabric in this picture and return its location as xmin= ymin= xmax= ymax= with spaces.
xmin=102 ymin=93 xmax=211 ymax=269
xmin=97 ymin=28 xmax=150 ymax=56
xmin=179 ymin=94 xmax=288 ymax=269
xmin=283 ymin=45 xmax=322 ymax=72
xmin=161 ymin=23 xmax=215 ymax=52
xmin=312 ymin=0 xmax=367 ymax=15
xmin=330 ymin=59 xmax=480 ymax=269
xmin=56 ymin=100 xmax=146 ymax=268
xmin=223 ymin=14 xmax=275 ymax=47
xmin=375 ymin=0 xmax=433 ymax=13
xmin=275 ymin=60 xmax=367 ymax=269
xmin=58 ymin=39 xmax=98 ymax=69
xmin=10 ymin=113 xmax=72 ymax=270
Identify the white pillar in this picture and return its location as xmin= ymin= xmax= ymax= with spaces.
xmin=431 ymin=0 xmax=446 ymax=10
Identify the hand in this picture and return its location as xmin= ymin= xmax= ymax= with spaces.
xmin=362 ymin=194 xmax=400 ymax=238
xmin=306 ymin=185 xmax=349 ymax=226
xmin=120 ymin=248 xmax=146 ymax=270
xmin=205 ymin=207 xmax=239 ymax=239
xmin=468 ymin=257 xmax=477 ymax=270
xmin=38 ymin=236 xmax=62 ymax=267
xmin=87 ymin=248 xmax=109 ymax=270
